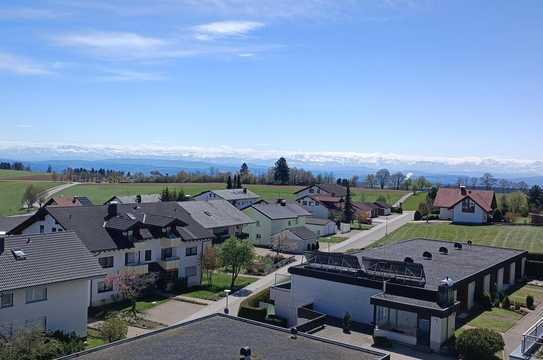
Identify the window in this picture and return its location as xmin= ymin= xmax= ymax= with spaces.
xmin=39 ymin=225 xmax=44 ymax=234
xmin=97 ymin=281 xmax=113 ymax=293
xmin=52 ymin=228 xmax=57 ymax=232
xmin=256 ymin=234 xmax=262 ymax=239
xmin=309 ymin=189 xmax=314 ymax=193
xmin=99 ymin=256 xmax=114 ymax=268
xmin=186 ymin=247 xmax=198 ymax=256
xmin=185 ymin=266 xmax=197 ymax=277
xmin=256 ymin=221 xmax=260 ymax=227
xmin=161 ymin=247 xmax=173 ymax=260
xmin=461 ymin=198 xmax=475 ymax=213
xmin=25 ymin=287 xmax=47 ymax=303
xmin=375 ymin=306 xmax=417 ymax=337
xmin=144 ymin=250 xmax=152 ymax=261
xmin=302 ymin=201 xmax=307 ymax=206
xmin=1 ymin=293 xmax=13 ymax=308
xmin=125 ymin=252 xmax=136 ymax=266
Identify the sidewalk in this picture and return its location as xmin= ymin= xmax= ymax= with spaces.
xmin=504 ymin=302 xmax=543 ymax=356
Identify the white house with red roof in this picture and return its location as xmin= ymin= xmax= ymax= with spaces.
xmin=433 ymin=186 xmax=496 ymax=224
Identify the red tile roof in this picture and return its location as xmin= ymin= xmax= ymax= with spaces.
xmin=433 ymin=188 xmax=496 ymax=212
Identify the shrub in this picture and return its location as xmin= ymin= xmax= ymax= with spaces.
xmin=514 ymin=302 xmax=521 ymax=311
xmin=238 ymin=288 xmax=270 ymax=322
xmin=527 ymin=295 xmax=535 ymax=309
xmin=502 ymin=296 xmax=511 ymax=309
xmin=493 ymin=209 xmax=504 ymax=222
xmin=98 ymin=316 xmax=128 ymax=343
xmin=478 ymin=293 xmax=492 ymax=310
xmin=456 ymin=328 xmax=504 ymax=360
xmin=373 ymin=336 xmax=392 ymax=348
xmin=414 ymin=211 xmax=422 ymax=221
xmin=343 ymin=312 xmax=352 ymax=333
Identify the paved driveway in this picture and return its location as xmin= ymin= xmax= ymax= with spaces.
xmin=144 ymin=300 xmax=205 ymax=326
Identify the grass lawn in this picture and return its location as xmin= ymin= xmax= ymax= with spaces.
xmin=510 ymin=284 xmax=543 ymax=307
xmin=180 ymin=272 xmax=256 ymax=301
xmin=85 ymin=328 xmax=107 ymax=349
xmin=352 ymin=189 xmax=408 ymax=206
xmin=371 ymin=222 xmax=543 ymax=253
xmin=58 ymin=183 xmax=304 ymax=204
xmin=0 ymin=180 xmax=65 ymax=216
xmin=89 ymin=295 xmax=169 ymax=321
xmin=320 ymin=235 xmax=349 ymax=244
xmin=401 ymin=192 xmax=427 ymax=211
xmin=0 ymin=169 xmax=34 ymax=178
xmin=457 ymin=307 xmax=523 ymax=334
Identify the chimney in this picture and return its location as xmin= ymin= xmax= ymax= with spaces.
xmin=280 ymin=200 xmax=287 ymax=206
xmin=240 ymin=346 xmax=251 ymax=360
xmin=0 ymin=231 xmax=5 ymax=255
xmin=136 ymin=194 xmax=142 ymax=204
xmin=460 ymin=185 xmax=467 ymax=195
xmin=108 ymin=202 xmax=118 ymax=217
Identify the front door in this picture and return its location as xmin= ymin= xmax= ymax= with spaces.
xmin=417 ymin=318 xmax=430 ymax=346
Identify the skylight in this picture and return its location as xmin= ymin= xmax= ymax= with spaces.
xmin=12 ymin=249 xmax=27 ymax=260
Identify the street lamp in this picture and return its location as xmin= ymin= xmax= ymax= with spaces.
xmin=224 ymin=289 xmax=231 ymax=314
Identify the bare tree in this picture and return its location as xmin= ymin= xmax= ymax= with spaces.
xmin=390 ymin=172 xmax=405 ymax=190
xmin=21 ymin=184 xmax=39 ymax=209
xmin=202 ymin=246 xmax=219 ymax=286
xmin=375 ymin=169 xmax=391 ymax=190
xmin=480 ymin=173 xmax=497 ymax=190
xmin=365 ymin=174 xmax=376 ymax=189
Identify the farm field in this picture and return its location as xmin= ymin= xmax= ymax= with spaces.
xmin=401 ymin=192 xmax=427 ymax=211
xmin=0 ymin=169 xmax=55 ymax=180
xmin=58 ymin=183 xmax=409 ymax=206
xmin=0 ymin=181 xmax=65 ymax=216
xmin=371 ymin=222 xmax=543 ymax=253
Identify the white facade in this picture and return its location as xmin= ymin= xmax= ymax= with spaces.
xmin=0 ymin=279 xmax=92 ymax=337
xmin=295 ymin=185 xmax=333 ymax=200
xmin=295 ymin=195 xmax=331 ymax=219
xmin=271 ymin=230 xmax=317 ymax=254
xmin=192 ymin=191 xmax=259 ymax=210
xmin=243 ymin=207 xmax=307 ymax=247
xmin=439 ymin=202 xmax=489 ymax=224
xmin=305 ymin=222 xmax=337 ymax=237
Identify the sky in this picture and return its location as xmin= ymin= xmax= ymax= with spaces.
xmin=1 ymin=0 xmax=542 ymax=162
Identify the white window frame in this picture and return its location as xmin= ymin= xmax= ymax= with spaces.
xmin=0 ymin=292 xmax=13 ymax=308
xmin=25 ymin=287 xmax=47 ymax=304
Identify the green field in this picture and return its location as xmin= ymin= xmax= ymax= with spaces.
xmin=352 ymin=189 xmax=408 ymax=206
xmin=457 ymin=307 xmax=523 ymax=335
xmin=401 ymin=192 xmax=427 ymax=211
xmin=58 ymin=183 xmax=304 ymax=204
xmin=372 ymin=222 xmax=543 ymax=253
xmin=0 ymin=181 xmax=65 ymax=216
xmin=0 ymin=169 xmax=35 ymax=179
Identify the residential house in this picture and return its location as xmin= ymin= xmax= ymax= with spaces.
xmin=0 ymin=231 xmax=104 ymax=337
xmin=60 ymin=314 xmax=389 ymax=360
xmin=44 ymin=196 xmax=93 ymax=207
xmin=271 ymin=226 xmax=319 ymax=253
xmin=373 ymin=202 xmax=392 ymax=216
xmin=243 ymin=201 xmax=311 ymax=248
xmin=104 ymin=194 xmax=162 ymax=204
xmin=0 ymin=214 xmax=33 ymax=233
xmin=271 ymin=239 xmax=527 ymax=351
xmin=177 ymin=200 xmax=255 ymax=243
xmin=294 ymin=183 xmax=347 ymax=200
xmin=296 ymin=195 xmax=343 ymax=219
xmin=192 ymin=188 xmax=260 ymax=210
xmin=353 ymin=202 xmax=380 ymax=220
xmin=7 ymin=202 xmax=214 ymax=306
xmin=305 ymin=217 xmax=337 ymax=237
xmin=434 ymin=186 xmax=496 ymax=224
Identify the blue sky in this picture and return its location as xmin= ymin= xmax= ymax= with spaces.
xmin=1 ymin=0 xmax=542 ymax=161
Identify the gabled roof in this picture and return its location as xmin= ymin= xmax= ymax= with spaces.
xmin=373 ymin=201 xmax=390 ymax=209
xmin=177 ymin=200 xmax=255 ymax=229
xmin=46 ymin=196 xmax=84 ymax=207
xmin=0 ymin=214 xmax=33 ymax=233
xmin=12 ymin=202 xmax=213 ymax=252
xmin=305 ymin=217 xmax=334 ymax=226
xmin=0 ymin=231 xmax=104 ymax=292
xmin=286 ymin=226 xmax=318 ymax=241
xmin=105 ymin=194 xmax=161 ymax=204
xmin=205 ymin=188 xmax=260 ymax=201
xmin=353 ymin=202 xmax=379 ymax=212
xmin=433 ymin=187 xmax=496 ymax=212
xmin=75 ymin=196 xmax=94 ymax=206
xmin=251 ymin=203 xmax=311 ymax=220
xmin=295 ymin=184 xmax=347 ymax=197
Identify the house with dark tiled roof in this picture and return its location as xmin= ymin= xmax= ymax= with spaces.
xmin=7 ymin=202 xmax=215 ymax=306
xmin=434 ymin=186 xmax=496 ymax=224
xmin=44 ymin=196 xmax=93 ymax=207
xmin=104 ymin=194 xmax=161 ymax=205
xmin=243 ymin=200 xmax=311 ymax=249
xmin=59 ymin=314 xmax=389 ymax=360
xmin=271 ymin=239 xmax=527 ymax=351
xmin=271 ymin=225 xmax=319 ymax=253
xmin=295 ymin=194 xmax=344 ymax=219
xmin=192 ymin=188 xmax=260 ymax=209
xmin=0 ymin=231 xmax=104 ymax=337
xmin=294 ymin=184 xmax=347 ymax=200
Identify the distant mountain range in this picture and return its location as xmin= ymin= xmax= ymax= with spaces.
xmin=1 ymin=141 xmax=543 ymax=186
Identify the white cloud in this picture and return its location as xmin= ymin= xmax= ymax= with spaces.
xmin=192 ymin=21 xmax=264 ymax=40
xmin=0 ymin=52 xmax=52 ymax=75
xmin=0 ymin=7 xmax=65 ymax=20
xmin=96 ymin=69 xmax=164 ymax=82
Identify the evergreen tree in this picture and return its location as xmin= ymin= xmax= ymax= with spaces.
xmin=273 ymin=157 xmax=290 ymax=185
xmin=236 ymin=174 xmax=242 ymax=188
xmin=46 ymin=165 xmax=52 ymax=173
xmin=160 ymin=187 xmax=170 ymax=201
xmin=226 ymin=175 xmax=233 ymax=189
xmin=342 ymin=183 xmax=354 ymax=223
xmin=240 ymin=163 xmax=249 ymax=176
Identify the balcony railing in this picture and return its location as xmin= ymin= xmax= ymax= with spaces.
xmin=121 ymin=262 xmax=149 ymax=275
xmin=521 ymin=317 xmax=543 ymax=355
xmin=159 ymin=257 xmax=181 ymax=271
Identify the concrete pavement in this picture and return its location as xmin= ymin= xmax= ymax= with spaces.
xmin=181 ymin=211 xmax=414 ymax=323
xmin=504 ymin=302 xmax=543 ymax=356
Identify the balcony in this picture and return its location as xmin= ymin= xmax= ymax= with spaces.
xmin=160 ymin=237 xmax=181 ymax=248
xmin=121 ymin=262 xmax=149 ymax=275
xmin=159 ymin=257 xmax=181 ymax=271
